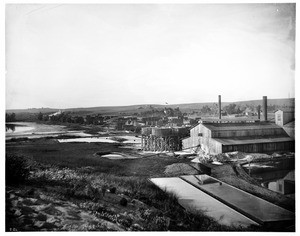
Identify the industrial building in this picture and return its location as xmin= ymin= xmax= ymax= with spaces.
xmin=182 ymin=96 xmax=295 ymax=154
xmin=141 ymin=127 xmax=189 ymax=151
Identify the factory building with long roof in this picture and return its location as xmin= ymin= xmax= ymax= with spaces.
xmin=182 ymin=96 xmax=295 ymax=154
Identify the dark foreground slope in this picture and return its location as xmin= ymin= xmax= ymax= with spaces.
xmin=6 ymin=139 xmax=247 ymax=232
xmin=6 ymin=137 xmax=294 ymax=232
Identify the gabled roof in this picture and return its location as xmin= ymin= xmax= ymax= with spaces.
xmin=213 ymin=136 xmax=294 ymax=145
xmin=202 ymin=122 xmax=281 ymax=131
xmin=200 ymin=117 xmax=258 ymax=123
xmin=275 ymin=108 xmax=295 ymax=113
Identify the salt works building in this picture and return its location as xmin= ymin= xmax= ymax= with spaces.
xmin=141 ymin=127 xmax=189 ymax=151
xmin=182 ymin=96 xmax=295 ymax=154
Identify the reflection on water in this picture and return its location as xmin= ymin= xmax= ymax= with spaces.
xmin=5 ymin=122 xmax=131 ymax=142
xmin=243 ymin=159 xmax=295 ymax=197
xmin=5 ymin=123 xmax=34 ymax=133
xmin=5 ymin=122 xmax=90 ymax=140
xmin=6 ymin=124 xmax=16 ymax=132
xmin=252 ymin=170 xmax=295 ymax=197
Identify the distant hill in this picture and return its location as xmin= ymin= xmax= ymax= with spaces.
xmin=6 ymin=98 xmax=295 ymax=116
xmin=234 ymin=98 xmax=295 ymax=108
xmin=6 ymin=108 xmax=59 ymax=114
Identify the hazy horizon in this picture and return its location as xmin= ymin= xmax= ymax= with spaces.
xmin=5 ymin=96 xmax=295 ymax=111
xmin=6 ymin=4 xmax=295 ymax=109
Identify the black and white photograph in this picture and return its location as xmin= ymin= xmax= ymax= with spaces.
xmin=4 ymin=0 xmax=297 ymax=233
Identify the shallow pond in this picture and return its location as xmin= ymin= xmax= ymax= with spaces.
xmin=5 ymin=122 xmax=91 ymax=140
xmin=58 ymin=137 xmax=118 ymax=143
xmin=6 ymin=123 xmax=35 ymax=133
xmin=5 ymin=122 xmax=142 ymax=148
xmin=250 ymin=169 xmax=294 ymax=197
xmin=58 ymin=136 xmax=141 ymax=145
xmin=243 ymin=159 xmax=295 ymax=197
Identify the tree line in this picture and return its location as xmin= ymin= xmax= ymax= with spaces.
xmin=6 ymin=113 xmax=16 ymax=122
xmin=37 ymin=112 xmax=104 ymax=125
xmin=199 ymin=103 xmax=285 ymax=116
xmin=140 ymin=107 xmax=183 ymax=118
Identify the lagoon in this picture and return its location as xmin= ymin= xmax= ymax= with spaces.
xmin=5 ymin=122 xmax=89 ymax=140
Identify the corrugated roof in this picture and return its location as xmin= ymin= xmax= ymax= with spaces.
xmin=213 ymin=136 xmax=294 ymax=145
xmin=202 ymin=122 xmax=282 ymax=131
xmin=201 ymin=117 xmax=258 ymax=123
xmin=275 ymin=108 xmax=295 ymax=113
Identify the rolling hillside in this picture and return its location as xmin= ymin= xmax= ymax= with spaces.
xmin=6 ymin=98 xmax=295 ymax=116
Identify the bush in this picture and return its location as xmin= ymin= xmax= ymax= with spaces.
xmin=109 ymin=186 xmax=116 ymax=194
xmin=120 ymin=197 xmax=128 ymax=206
xmin=6 ymin=154 xmax=30 ymax=185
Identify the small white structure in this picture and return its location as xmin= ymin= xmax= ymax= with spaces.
xmin=49 ymin=110 xmax=62 ymax=117
xmin=275 ymin=109 xmax=294 ymax=127
xmin=275 ymin=109 xmax=295 ymax=139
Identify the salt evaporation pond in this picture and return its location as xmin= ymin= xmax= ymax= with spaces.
xmin=150 ymin=177 xmax=258 ymax=228
xmin=5 ymin=122 xmax=142 ymax=145
xmin=181 ymin=175 xmax=295 ymax=225
xmin=100 ymin=153 xmax=138 ymax=159
xmin=151 ymin=175 xmax=295 ymax=227
xmin=101 ymin=154 xmax=124 ymax=159
xmin=58 ymin=136 xmax=141 ymax=144
xmin=121 ymin=136 xmax=141 ymax=144
xmin=58 ymin=137 xmax=118 ymax=143
xmin=6 ymin=123 xmax=35 ymax=133
xmin=6 ymin=122 xmax=94 ymax=140
xmin=6 ymin=122 xmax=66 ymax=139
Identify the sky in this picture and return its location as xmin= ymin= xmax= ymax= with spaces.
xmin=5 ymin=3 xmax=296 ymax=109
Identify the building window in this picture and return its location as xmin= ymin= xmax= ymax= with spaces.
xmin=278 ymin=183 xmax=282 ymax=192
xmin=277 ymin=114 xmax=281 ymax=122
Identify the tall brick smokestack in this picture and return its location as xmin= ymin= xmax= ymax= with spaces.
xmin=218 ymin=95 xmax=221 ymax=119
xmin=263 ymin=96 xmax=267 ymax=121
xmin=257 ymin=105 xmax=261 ymax=120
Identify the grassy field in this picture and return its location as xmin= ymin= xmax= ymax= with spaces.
xmin=7 ymin=138 xmax=251 ymax=231
xmin=6 ymin=139 xmax=192 ymax=177
xmin=7 ymin=136 xmax=294 ymax=231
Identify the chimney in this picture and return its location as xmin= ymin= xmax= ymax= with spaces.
xmin=257 ymin=105 xmax=261 ymax=120
xmin=218 ymin=95 xmax=221 ymax=119
xmin=263 ymin=96 xmax=267 ymax=121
